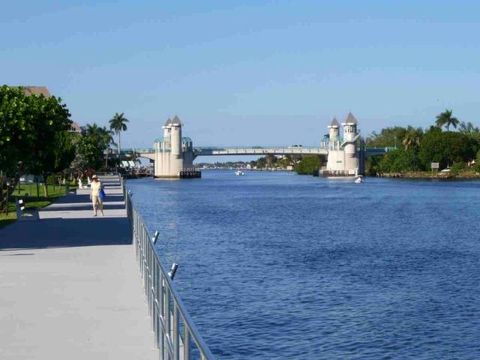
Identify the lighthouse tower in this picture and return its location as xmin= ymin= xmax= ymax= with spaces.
xmin=342 ymin=112 xmax=359 ymax=175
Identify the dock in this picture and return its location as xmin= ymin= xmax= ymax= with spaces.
xmin=0 ymin=176 xmax=157 ymax=359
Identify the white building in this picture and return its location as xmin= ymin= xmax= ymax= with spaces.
xmin=153 ymin=116 xmax=199 ymax=178
xmin=321 ymin=113 xmax=360 ymax=177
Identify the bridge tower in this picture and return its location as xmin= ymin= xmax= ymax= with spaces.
xmin=342 ymin=112 xmax=359 ymax=175
xmin=328 ymin=117 xmax=340 ymax=141
xmin=322 ymin=113 xmax=360 ymax=177
xmin=160 ymin=118 xmax=172 ymax=176
xmin=170 ymin=116 xmax=183 ymax=174
xmin=153 ymin=116 xmax=199 ymax=178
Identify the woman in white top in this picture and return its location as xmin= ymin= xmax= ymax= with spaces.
xmin=90 ymin=175 xmax=104 ymax=216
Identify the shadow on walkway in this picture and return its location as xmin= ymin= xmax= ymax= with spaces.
xmin=0 ymin=217 xmax=132 ymax=251
xmin=52 ymin=193 xmax=124 ymax=205
xmin=41 ymin=203 xmax=126 ymax=212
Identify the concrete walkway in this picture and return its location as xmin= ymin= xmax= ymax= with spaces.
xmin=0 ymin=176 xmax=157 ymax=359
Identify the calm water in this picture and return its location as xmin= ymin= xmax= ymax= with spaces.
xmin=128 ymin=171 xmax=480 ymax=359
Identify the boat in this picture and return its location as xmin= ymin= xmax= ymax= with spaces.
xmin=354 ymin=176 xmax=364 ymax=184
xmin=235 ymin=170 xmax=245 ymax=176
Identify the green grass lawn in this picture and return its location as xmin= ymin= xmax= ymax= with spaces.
xmin=0 ymin=203 xmax=17 ymax=229
xmin=0 ymin=183 xmax=69 ymax=228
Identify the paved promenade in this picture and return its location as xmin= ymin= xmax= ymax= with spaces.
xmin=0 ymin=176 xmax=157 ymax=359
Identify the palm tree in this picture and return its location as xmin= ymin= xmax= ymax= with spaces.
xmin=402 ymin=128 xmax=422 ymax=151
xmin=435 ymin=109 xmax=459 ymax=131
xmin=402 ymin=127 xmax=423 ymax=170
xmin=86 ymin=124 xmax=115 ymax=149
xmin=109 ymin=112 xmax=129 ymax=157
xmin=458 ymin=121 xmax=479 ymax=134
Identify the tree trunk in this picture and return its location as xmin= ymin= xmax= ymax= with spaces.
xmin=118 ymin=132 xmax=121 ymax=159
xmin=42 ymin=175 xmax=49 ymax=198
xmin=0 ymin=175 xmax=5 ymax=213
xmin=5 ymin=189 xmax=9 ymax=215
xmin=3 ymin=176 xmax=20 ymax=215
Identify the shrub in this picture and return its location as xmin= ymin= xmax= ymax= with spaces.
xmin=449 ymin=162 xmax=466 ymax=175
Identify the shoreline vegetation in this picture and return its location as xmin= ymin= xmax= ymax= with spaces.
xmin=365 ymin=110 xmax=480 ymax=178
xmin=199 ymin=167 xmax=480 ymax=180
xmin=378 ymin=170 xmax=480 ymax=180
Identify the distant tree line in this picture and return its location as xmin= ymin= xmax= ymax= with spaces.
xmin=249 ymin=154 xmax=323 ymax=175
xmin=293 ymin=156 xmax=322 ymax=175
xmin=366 ymin=109 xmax=480 ymax=175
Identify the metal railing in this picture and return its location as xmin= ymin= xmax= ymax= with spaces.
xmin=126 ymin=191 xmax=215 ymax=360
xmin=194 ymin=146 xmax=329 ymax=156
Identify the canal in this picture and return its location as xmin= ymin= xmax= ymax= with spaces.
xmin=127 ymin=171 xmax=480 ymax=359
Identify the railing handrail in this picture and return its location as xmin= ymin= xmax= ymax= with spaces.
xmin=126 ymin=188 xmax=215 ymax=360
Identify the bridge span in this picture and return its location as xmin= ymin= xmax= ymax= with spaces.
xmin=124 ymin=113 xmax=391 ymax=178
xmin=124 ymin=145 xmax=390 ymax=159
xmin=193 ymin=146 xmax=328 ymax=157
xmin=123 ymin=146 xmax=329 ymax=160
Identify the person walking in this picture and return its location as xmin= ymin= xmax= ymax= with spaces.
xmin=90 ymin=175 xmax=104 ymax=216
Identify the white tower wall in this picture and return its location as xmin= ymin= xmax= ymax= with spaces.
xmin=324 ymin=113 xmax=359 ymax=176
xmin=154 ymin=117 xmax=198 ymax=178
xmin=154 ymin=142 xmax=161 ymax=176
xmin=343 ymin=121 xmax=358 ymax=175
xmin=170 ymin=124 xmax=183 ymax=175
xmin=328 ymin=126 xmax=339 ymax=141
xmin=171 ymin=125 xmax=182 ymax=157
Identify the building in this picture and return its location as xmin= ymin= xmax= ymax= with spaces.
xmin=69 ymin=121 xmax=82 ymax=134
xmin=153 ymin=116 xmax=199 ymax=178
xmin=321 ymin=112 xmax=361 ymax=177
xmin=15 ymin=86 xmax=84 ymax=134
xmin=20 ymin=86 xmax=51 ymax=97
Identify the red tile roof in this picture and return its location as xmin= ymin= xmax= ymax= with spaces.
xmin=20 ymin=86 xmax=51 ymax=97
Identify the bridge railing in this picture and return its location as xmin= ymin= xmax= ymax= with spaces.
xmin=195 ymin=145 xmax=329 ymax=150
xmin=126 ymin=191 xmax=215 ymax=360
xmin=194 ymin=146 xmax=329 ymax=156
xmin=122 ymin=148 xmax=155 ymax=154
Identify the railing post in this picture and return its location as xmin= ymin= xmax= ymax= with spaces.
xmin=183 ymin=327 xmax=190 ymax=360
xmin=152 ymin=261 xmax=158 ymax=337
xmin=173 ymin=304 xmax=180 ymax=359
xmin=164 ymin=287 xmax=170 ymax=343
xmin=159 ymin=273 xmax=165 ymax=359
xmin=128 ymin=187 xmax=215 ymax=360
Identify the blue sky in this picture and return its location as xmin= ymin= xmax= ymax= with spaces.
xmin=2 ymin=0 xmax=480 ymax=148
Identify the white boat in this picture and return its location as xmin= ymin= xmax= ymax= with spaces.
xmin=235 ymin=170 xmax=245 ymax=176
xmin=354 ymin=176 xmax=364 ymax=184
